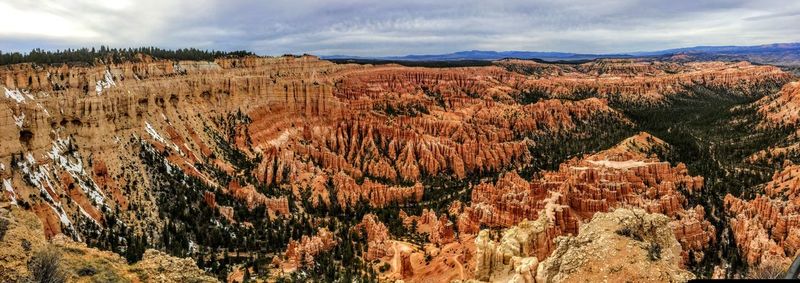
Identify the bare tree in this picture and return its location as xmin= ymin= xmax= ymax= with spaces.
xmin=747 ymin=262 xmax=785 ymax=279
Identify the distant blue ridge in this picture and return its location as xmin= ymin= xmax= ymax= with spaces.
xmin=323 ymin=42 xmax=800 ymax=64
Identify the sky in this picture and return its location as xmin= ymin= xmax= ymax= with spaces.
xmin=0 ymin=0 xmax=798 ymax=56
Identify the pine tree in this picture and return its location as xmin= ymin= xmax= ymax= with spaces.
xmin=243 ymin=267 xmax=251 ymax=282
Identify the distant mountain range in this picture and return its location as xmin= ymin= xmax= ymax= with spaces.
xmin=324 ymin=42 xmax=800 ymax=66
xmin=325 ymin=50 xmax=632 ymax=62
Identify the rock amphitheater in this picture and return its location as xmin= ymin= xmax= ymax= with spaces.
xmin=0 ymin=54 xmax=798 ymax=282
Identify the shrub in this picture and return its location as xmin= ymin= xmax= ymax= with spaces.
xmin=0 ymin=218 xmax=8 ymax=240
xmin=22 ymin=239 xmax=32 ymax=251
xmin=27 ymin=249 xmax=67 ymax=283
xmin=77 ymin=266 xmax=97 ymax=276
xmin=615 ymin=227 xmax=642 ymax=241
xmin=647 ymin=242 xmax=662 ymax=261
xmin=747 ymin=262 xmax=785 ymax=279
xmin=378 ymin=263 xmax=390 ymax=273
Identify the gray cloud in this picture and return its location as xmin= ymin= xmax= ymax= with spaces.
xmin=0 ymin=0 xmax=798 ymax=56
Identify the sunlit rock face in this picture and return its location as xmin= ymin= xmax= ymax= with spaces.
xmin=463 ymin=132 xmax=715 ymax=263
xmin=474 ymin=208 xmax=695 ymax=283
xmin=500 ymin=59 xmax=790 ymax=106
xmin=0 ymin=55 xmax=348 ymax=242
xmin=757 ymin=80 xmax=800 ymax=127
xmin=725 ymin=161 xmax=800 ymax=270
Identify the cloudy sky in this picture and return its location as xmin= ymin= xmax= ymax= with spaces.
xmin=0 ymin=0 xmax=798 ymax=56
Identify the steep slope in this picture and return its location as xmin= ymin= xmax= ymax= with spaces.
xmin=757 ymin=81 xmax=800 ymax=127
xmin=462 ymin=132 xmax=714 ymax=264
xmin=724 ymin=161 xmax=800 ymax=275
xmin=474 ymin=208 xmax=694 ymax=282
xmin=732 ymin=82 xmax=800 ymax=276
xmin=0 ymin=205 xmax=216 ymax=282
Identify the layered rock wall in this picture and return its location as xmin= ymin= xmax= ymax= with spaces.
xmin=724 ymin=161 xmax=800 ymax=269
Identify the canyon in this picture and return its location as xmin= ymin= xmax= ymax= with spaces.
xmin=0 ymin=53 xmax=798 ymax=282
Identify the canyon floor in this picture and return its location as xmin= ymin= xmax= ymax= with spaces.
xmin=1 ymin=54 xmax=799 ymax=282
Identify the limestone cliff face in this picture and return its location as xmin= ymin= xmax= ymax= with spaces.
xmin=354 ymin=214 xmax=392 ymax=260
xmin=0 ymin=55 xmax=342 ymax=160
xmin=474 ymin=208 xmax=694 ymax=283
xmin=498 ymin=59 xmax=790 ymax=105
xmin=283 ymin=228 xmax=336 ymax=267
xmin=757 ymin=80 xmax=800 ymax=127
xmin=474 ymin=205 xmax=561 ymax=282
xmin=724 ymin=161 xmax=800 ymax=270
xmin=464 ymin=132 xmax=715 ymax=263
xmin=0 ymin=55 xmax=348 ymax=242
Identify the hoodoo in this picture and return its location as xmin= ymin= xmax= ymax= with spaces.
xmin=1 ymin=41 xmax=798 ymax=282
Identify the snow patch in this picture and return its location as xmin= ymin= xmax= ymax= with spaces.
xmin=52 ymin=205 xmax=73 ymax=231
xmin=144 ymin=121 xmax=181 ymax=152
xmin=37 ymin=103 xmax=50 ymax=117
xmin=13 ymin=113 xmax=24 ymax=128
xmin=269 ymin=129 xmax=297 ymax=147
xmin=75 ymin=203 xmax=101 ymax=227
xmin=48 ymin=136 xmax=106 ymax=205
xmin=4 ymin=88 xmax=28 ymax=103
xmin=95 ymin=70 xmax=117 ymax=95
xmin=17 ymin=153 xmax=77 ymax=239
xmin=145 ymin=121 xmax=166 ymax=144
xmin=3 ymin=178 xmax=17 ymax=205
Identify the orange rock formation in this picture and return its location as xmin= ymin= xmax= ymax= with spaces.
xmin=354 ymin=214 xmax=392 ymax=260
xmin=464 ymin=133 xmax=715 ymax=262
xmin=724 ymin=161 xmax=800 ymax=269
xmin=283 ymin=228 xmax=337 ymax=267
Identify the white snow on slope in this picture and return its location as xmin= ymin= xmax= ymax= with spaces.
xmin=37 ymin=103 xmax=50 ymax=117
xmin=95 ymin=70 xmax=117 ymax=95
xmin=145 ymin=121 xmax=166 ymax=144
xmin=4 ymin=87 xmax=28 ymax=103
xmin=3 ymin=178 xmax=17 ymax=205
xmin=48 ymin=136 xmax=106 ymax=205
xmin=17 ymin=153 xmax=77 ymax=238
xmin=13 ymin=113 xmax=24 ymax=128
xmin=144 ymin=121 xmax=181 ymax=153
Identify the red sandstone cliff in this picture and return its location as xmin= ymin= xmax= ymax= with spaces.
xmin=464 ymin=132 xmax=715 ymax=263
xmin=724 ymin=161 xmax=800 ymax=271
xmin=354 ymin=214 xmax=392 ymax=260
xmin=283 ymin=228 xmax=337 ymax=267
xmin=757 ymin=81 xmax=800 ymax=127
xmin=498 ymin=59 xmax=790 ymax=105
